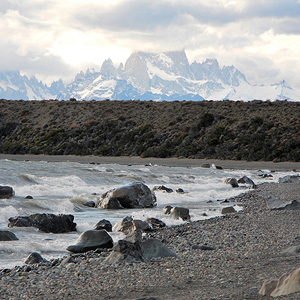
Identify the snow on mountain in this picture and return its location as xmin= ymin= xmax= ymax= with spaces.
xmin=1 ymin=51 xmax=300 ymax=101
xmin=0 ymin=71 xmax=56 ymax=100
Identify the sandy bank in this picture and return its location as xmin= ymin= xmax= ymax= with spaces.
xmin=1 ymin=154 xmax=300 ymax=171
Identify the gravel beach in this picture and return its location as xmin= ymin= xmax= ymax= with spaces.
xmin=1 ymin=181 xmax=300 ymax=300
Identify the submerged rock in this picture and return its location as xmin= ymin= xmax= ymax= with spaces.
xmin=152 ymin=185 xmax=173 ymax=193
xmin=67 ymin=229 xmax=113 ymax=253
xmin=0 ymin=230 xmax=18 ymax=241
xmin=98 ymin=182 xmax=157 ymax=209
xmin=0 ymin=186 xmax=14 ymax=199
xmin=224 ymin=178 xmax=239 ymax=188
xmin=8 ymin=213 xmax=77 ymax=233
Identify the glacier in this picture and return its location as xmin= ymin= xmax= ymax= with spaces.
xmin=0 ymin=51 xmax=299 ymax=101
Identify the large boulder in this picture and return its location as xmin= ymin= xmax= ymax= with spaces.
xmin=67 ymin=229 xmax=113 ymax=253
xmin=0 ymin=186 xmax=14 ymax=199
xmin=8 ymin=213 xmax=77 ymax=233
xmin=0 ymin=230 xmax=18 ymax=241
xmin=98 ymin=182 xmax=157 ymax=209
xmin=170 ymin=207 xmax=191 ymax=221
xmin=259 ymin=267 xmax=300 ymax=297
xmin=105 ymin=231 xmax=177 ymax=264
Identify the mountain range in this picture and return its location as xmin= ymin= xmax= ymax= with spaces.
xmin=1 ymin=51 xmax=299 ymax=101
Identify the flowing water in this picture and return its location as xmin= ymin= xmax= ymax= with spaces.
xmin=0 ymin=159 xmax=294 ymax=269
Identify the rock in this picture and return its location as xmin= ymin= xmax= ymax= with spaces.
xmin=259 ymin=267 xmax=300 ymax=297
xmin=67 ymin=229 xmax=113 ymax=253
xmin=94 ymin=219 xmax=112 ymax=232
xmin=192 ymin=244 xmax=215 ymax=250
xmin=282 ymin=245 xmax=300 ymax=254
xmin=201 ymin=163 xmax=211 ymax=168
xmin=279 ymin=175 xmax=300 ymax=183
xmin=83 ymin=201 xmax=95 ymax=207
xmin=0 ymin=230 xmax=18 ymax=241
xmin=238 ymin=176 xmax=256 ymax=188
xmin=163 ymin=205 xmax=173 ymax=215
xmin=0 ymin=186 xmax=14 ymax=199
xmin=221 ymin=206 xmax=236 ymax=214
xmin=170 ymin=207 xmax=190 ymax=221
xmin=142 ymin=239 xmax=177 ymax=259
xmin=224 ymin=178 xmax=239 ymax=188
xmin=105 ymin=231 xmax=144 ymax=264
xmin=176 ymin=188 xmax=185 ymax=194
xmin=8 ymin=213 xmax=77 ymax=233
xmin=98 ymin=182 xmax=157 ymax=209
xmin=277 ymin=200 xmax=300 ymax=211
xmin=152 ymin=185 xmax=173 ymax=193
xmin=146 ymin=217 xmax=166 ymax=229
xmin=105 ymin=231 xmax=177 ymax=264
xmin=113 ymin=217 xmax=151 ymax=234
xmin=212 ymin=164 xmax=223 ymax=170
xmin=25 ymin=252 xmax=47 ymax=264
xmin=135 ymin=298 xmax=162 ymax=300
xmin=25 ymin=195 xmax=33 ymax=199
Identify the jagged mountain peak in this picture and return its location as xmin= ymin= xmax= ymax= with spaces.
xmin=1 ymin=50 xmax=300 ymax=101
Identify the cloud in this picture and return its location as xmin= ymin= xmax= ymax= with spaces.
xmin=0 ymin=0 xmax=299 ymax=89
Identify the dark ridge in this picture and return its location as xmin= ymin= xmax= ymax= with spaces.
xmin=0 ymin=99 xmax=299 ymax=161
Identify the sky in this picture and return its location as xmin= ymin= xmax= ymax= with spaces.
xmin=0 ymin=0 xmax=300 ymax=88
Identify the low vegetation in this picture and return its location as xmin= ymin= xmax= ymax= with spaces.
xmin=0 ymin=99 xmax=299 ymax=161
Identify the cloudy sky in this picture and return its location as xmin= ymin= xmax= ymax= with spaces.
xmin=1 ymin=0 xmax=300 ymax=88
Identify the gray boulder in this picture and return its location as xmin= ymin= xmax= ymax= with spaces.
xmin=238 ymin=176 xmax=256 ymax=188
xmin=224 ymin=178 xmax=239 ymax=188
xmin=67 ymin=229 xmax=113 ymax=253
xmin=279 ymin=175 xmax=300 ymax=183
xmin=98 ymin=182 xmax=157 ymax=209
xmin=105 ymin=231 xmax=177 ymax=264
xmin=0 ymin=186 xmax=14 ymax=199
xmin=170 ymin=207 xmax=190 ymax=221
xmin=25 ymin=252 xmax=48 ymax=264
xmin=221 ymin=206 xmax=236 ymax=214
xmin=0 ymin=230 xmax=18 ymax=241
xmin=8 ymin=213 xmax=77 ymax=233
xmin=142 ymin=239 xmax=177 ymax=259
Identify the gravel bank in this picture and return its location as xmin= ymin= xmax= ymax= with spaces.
xmin=1 ymin=182 xmax=300 ymax=300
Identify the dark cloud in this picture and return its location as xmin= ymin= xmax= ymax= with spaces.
xmin=71 ymin=0 xmax=300 ymax=36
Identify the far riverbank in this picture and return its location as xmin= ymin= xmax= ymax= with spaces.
xmin=1 ymin=154 xmax=300 ymax=171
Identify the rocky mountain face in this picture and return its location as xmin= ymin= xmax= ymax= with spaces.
xmin=0 ymin=51 xmax=299 ymax=101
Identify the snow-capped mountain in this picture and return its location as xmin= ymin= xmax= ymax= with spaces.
xmin=0 ymin=51 xmax=300 ymax=101
xmin=0 ymin=71 xmax=56 ymax=100
xmin=60 ymin=51 xmax=300 ymax=101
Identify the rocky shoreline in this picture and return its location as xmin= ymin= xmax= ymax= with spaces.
xmin=0 ymin=182 xmax=300 ymax=299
